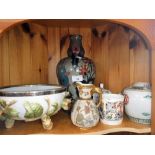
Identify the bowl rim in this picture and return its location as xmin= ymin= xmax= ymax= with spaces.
xmin=0 ymin=84 xmax=66 ymax=97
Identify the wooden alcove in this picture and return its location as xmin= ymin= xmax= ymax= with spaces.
xmin=0 ymin=19 xmax=154 ymax=135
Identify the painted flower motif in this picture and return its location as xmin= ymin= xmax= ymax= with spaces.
xmin=24 ymin=102 xmax=43 ymax=119
xmin=84 ymin=105 xmax=91 ymax=114
xmin=112 ymin=104 xmax=117 ymax=109
xmin=0 ymin=99 xmax=19 ymax=119
xmin=86 ymin=101 xmax=91 ymax=105
xmin=79 ymin=90 xmax=89 ymax=97
xmin=76 ymin=106 xmax=81 ymax=112
xmin=144 ymin=95 xmax=152 ymax=99
xmin=65 ymin=71 xmax=70 ymax=76
xmin=142 ymin=112 xmax=150 ymax=116
xmin=84 ymin=92 xmax=89 ymax=97
xmin=76 ymin=113 xmax=84 ymax=123
xmin=79 ymin=64 xmax=88 ymax=75
xmin=116 ymin=102 xmax=123 ymax=112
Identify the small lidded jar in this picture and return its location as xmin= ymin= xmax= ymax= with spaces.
xmin=123 ymin=82 xmax=151 ymax=124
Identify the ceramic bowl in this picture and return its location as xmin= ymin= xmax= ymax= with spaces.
xmin=123 ymin=82 xmax=152 ymax=124
xmin=0 ymin=84 xmax=67 ymax=130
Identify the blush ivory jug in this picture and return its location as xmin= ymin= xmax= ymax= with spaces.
xmin=71 ymin=82 xmax=102 ymax=128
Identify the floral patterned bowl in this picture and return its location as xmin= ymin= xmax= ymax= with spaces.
xmin=0 ymin=84 xmax=67 ymax=130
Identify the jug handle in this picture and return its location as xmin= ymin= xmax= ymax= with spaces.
xmin=91 ymin=86 xmax=102 ymax=107
xmin=75 ymin=82 xmax=83 ymax=89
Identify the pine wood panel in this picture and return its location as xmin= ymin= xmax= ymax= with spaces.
xmin=9 ymin=26 xmax=23 ymax=85
xmin=108 ymin=26 xmax=130 ymax=92
xmin=118 ymin=27 xmax=130 ymax=90
xmin=92 ymin=25 xmax=150 ymax=93
xmin=80 ymin=28 xmax=92 ymax=59
xmin=20 ymin=25 xmax=32 ymax=84
xmin=129 ymin=30 xmax=151 ymax=84
xmin=60 ymin=27 xmax=69 ymax=58
xmin=92 ymin=32 xmax=106 ymax=87
xmin=0 ymin=31 xmax=10 ymax=86
xmin=30 ymin=24 xmax=48 ymax=84
xmin=101 ymin=33 xmax=110 ymax=89
xmin=47 ymin=27 xmax=60 ymax=84
xmin=68 ymin=27 xmax=80 ymax=34
xmin=0 ymin=23 xmax=48 ymax=86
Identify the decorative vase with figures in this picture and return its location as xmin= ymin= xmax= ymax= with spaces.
xmin=56 ymin=34 xmax=95 ymax=100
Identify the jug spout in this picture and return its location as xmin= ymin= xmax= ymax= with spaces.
xmin=76 ymin=82 xmax=93 ymax=99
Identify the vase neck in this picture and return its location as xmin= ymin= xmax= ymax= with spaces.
xmin=67 ymin=34 xmax=85 ymax=58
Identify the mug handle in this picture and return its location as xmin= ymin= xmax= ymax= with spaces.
xmin=124 ymin=94 xmax=129 ymax=104
xmin=91 ymin=86 xmax=102 ymax=107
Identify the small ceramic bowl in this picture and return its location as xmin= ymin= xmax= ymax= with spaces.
xmin=0 ymin=84 xmax=67 ymax=130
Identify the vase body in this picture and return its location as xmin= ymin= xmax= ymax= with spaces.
xmin=56 ymin=35 xmax=95 ymax=100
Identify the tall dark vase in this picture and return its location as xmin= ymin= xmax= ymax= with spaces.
xmin=56 ymin=34 xmax=95 ymax=100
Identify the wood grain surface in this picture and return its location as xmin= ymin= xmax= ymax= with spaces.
xmin=0 ymin=23 xmax=48 ymax=86
xmin=0 ymin=110 xmax=151 ymax=135
xmin=92 ymin=25 xmax=150 ymax=92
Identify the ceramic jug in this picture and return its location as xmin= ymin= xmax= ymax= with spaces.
xmin=100 ymin=94 xmax=125 ymax=125
xmin=71 ymin=82 xmax=102 ymax=128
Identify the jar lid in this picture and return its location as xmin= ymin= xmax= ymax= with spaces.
xmin=124 ymin=82 xmax=151 ymax=92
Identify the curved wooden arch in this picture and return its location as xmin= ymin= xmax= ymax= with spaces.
xmin=0 ymin=19 xmax=155 ymax=49
xmin=0 ymin=19 xmax=155 ymax=134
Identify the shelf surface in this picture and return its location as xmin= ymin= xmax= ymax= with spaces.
xmin=0 ymin=110 xmax=151 ymax=135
